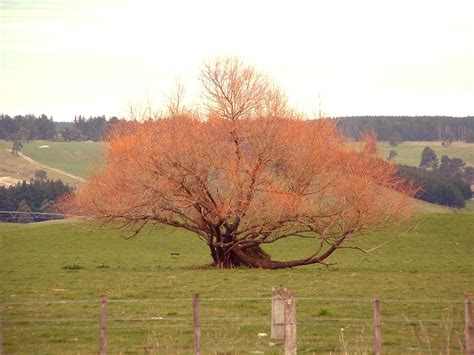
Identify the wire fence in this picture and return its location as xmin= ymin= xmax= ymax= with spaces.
xmin=2 ymin=292 xmax=473 ymax=354
xmin=1 ymin=295 xmax=467 ymax=305
xmin=0 ymin=210 xmax=73 ymax=224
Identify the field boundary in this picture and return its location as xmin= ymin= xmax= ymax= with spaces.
xmin=2 ymin=292 xmax=473 ymax=354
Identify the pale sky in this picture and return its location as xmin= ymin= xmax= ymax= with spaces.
xmin=1 ymin=0 xmax=473 ymax=121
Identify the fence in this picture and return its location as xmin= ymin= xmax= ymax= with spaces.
xmin=1 ymin=290 xmax=473 ymax=353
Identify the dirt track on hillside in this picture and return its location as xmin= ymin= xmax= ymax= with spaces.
xmin=16 ymin=151 xmax=87 ymax=183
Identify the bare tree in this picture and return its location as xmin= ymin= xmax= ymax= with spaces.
xmin=62 ymin=58 xmax=414 ymax=269
xmin=166 ymin=81 xmax=189 ymax=116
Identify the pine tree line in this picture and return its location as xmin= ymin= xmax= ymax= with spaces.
xmin=0 ymin=114 xmax=123 ymax=142
xmin=0 ymin=178 xmax=73 ymax=223
xmin=337 ymin=116 xmax=474 ymax=142
xmin=2 ymin=114 xmax=474 ymax=143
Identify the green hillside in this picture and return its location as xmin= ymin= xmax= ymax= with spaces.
xmin=0 ymin=140 xmax=81 ymax=187
xmin=21 ymin=141 xmax=105 ymax=178
xmin=378 ymin=141 xmax=474 ymax=167
xmin=1 ymin=213 xmax=473 ymax=353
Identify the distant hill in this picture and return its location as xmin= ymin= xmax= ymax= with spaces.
xmin=0 ymin=140 xmax=104 ymax=188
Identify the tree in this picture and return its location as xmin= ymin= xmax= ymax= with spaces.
xmin=0 ymin=179 xmax=73 ymax=223
xmin=17 ymin=199 xmax=34 ymax=223
xmin=34 ymin=170 xmax=48 ymax=183
xmin=11 ymin=140 xmax=23 ymax=156
xmin=388 ymin=131 xmax=402 ymax=146
xmin=336 ymin=116 xmax=474 ymax=142
xmin=397 ymin=165 xmax=470 ymax=208
xmin=388 ymin=150 xmax=398 ymax=161
xmin=464 ymin=167 xmax=474 ymax=185
xmin=60 ymin=127 xmax=82 ymax=141
xmin=419 ymin=147 xmax=438 ymax=170
xmin=442 ymin=129 xmax=455 ymax=146
xmin=16 ymin=127 xmax=30 ymax=142
xmin=62 ymin=58 xmax=414 ymax=269
xmin=439 ymin=156 xmax=466 ymax=180
xmin=465 ymin=129 xmax=474 ymax=143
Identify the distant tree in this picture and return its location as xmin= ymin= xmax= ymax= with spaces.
xmin=0 ymin=187 xmax=17 ymax=221
xmin=0 ymin=179 xmax=73 ymax=223
xmin=388 ymin=150 xmax=398 ymax=160
xmin=397 ymin=165 xmax=470 ymax=208
xmin=0 ymin=114 xmax=56 ymax=141
xmin=11 ymin=140 xmax=23 ymax=156
xmin=419 ymin=147 xmax=438 ymax=170
xmin=464 ymin=167 xmax=474 ymax=185
xmin=60 ymin=127 xmax=82 ymax=141
xmin=73 ymin=115 xmax=107 ymax=141
xmin=0 ymin=114 xmax=15 ymax=139
xmin=34 ymin=170 xmax=48 ymax=183
xmin=465 ymin=129 xmax=474 ymax=143
xmin=40 ymin=199 xmax=61 ymax=221
xmin=439 ymin=156 xmax=466 ymax=180
xmin=16 ymin=127 xmax=30 ymax=141
xmin=17 ymin=199 xmax=34 ymax=223
xmin=40 ymin=199 xmax=57 ymax=213
xmin=336 ymin=116 xmax=474 ymax=142
xmin=389 ymin=131 xmax=402 ymax=146
xmin=35 ymin=114 xmax=57 ymax=140
xmin=450 ymin=178 xmax=473 ymax=201
xmin=442 ymin=129 xmax=455 ymax=146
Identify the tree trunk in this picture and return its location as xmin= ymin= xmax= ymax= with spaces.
xmin=208 ymin=243 xmax=338 ymax=269
xmin=209 ymin=244 xmax=271 ymax=268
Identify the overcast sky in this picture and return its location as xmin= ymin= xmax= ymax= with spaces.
xmin=1 ymin=0 xmax=473 ymax=121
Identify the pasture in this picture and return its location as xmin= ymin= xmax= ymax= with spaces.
xmin=378 ymin=141 xmax=474 ymax=167
xmin=1 ymin=212 xmax=473 ymax=353
xmin=21 ymin=140 xmax=105 ymax=179
xmin=0 ymin=140 xmax=79 ymax=187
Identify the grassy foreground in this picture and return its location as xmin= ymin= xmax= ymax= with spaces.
xmin=1 ymin=213 xmax=473 ymax=353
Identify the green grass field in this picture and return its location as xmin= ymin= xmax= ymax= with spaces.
xmin=1 ymin=213 xmax=473 ymax=353
xmin=0 ymin=140 xmax=82 ymax=187
xmin=462 ymin=200 xmax=474 ymax=213
xmin=21 ymin=141 xmax=105 ymax=179
xmin=378 ymin=141 xmax=474 ymax=167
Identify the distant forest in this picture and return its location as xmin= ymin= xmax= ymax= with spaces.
xmin=0 ymin=114 xmax=122 ymax=142
xmin=336 ymin=116 xmax=474 ymax=142
xmin=1 ymin=114 xmax=473 ymax=142
xmin=0 ymin=178 xmax=73 ymax=222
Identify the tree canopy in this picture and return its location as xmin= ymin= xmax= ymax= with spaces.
xmin=0 ymin=178 xmax=72 ymax=223
xmin=419 ymin=147 xmax=438 ymax=170
xmin=62 ymin=58 xmax=415 ymax=269
xmin=397 ymin=165 xmax=471 ymax=208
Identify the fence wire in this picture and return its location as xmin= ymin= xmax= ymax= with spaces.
xmin=1 ymin=294 xmax=470 ymax=353
xmin=1 ymin=295 xmax=466 ymax=305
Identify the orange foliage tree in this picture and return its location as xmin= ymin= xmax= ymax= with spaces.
xmin=63 ymin=58 xmax=414 ymax=269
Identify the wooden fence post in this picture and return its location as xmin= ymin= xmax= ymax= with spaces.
xmin=193 ymin=293 xmax=201 ymax=355
xmin=99 ymin=294 xmax=107 ymax=355
xmin=465 ymin=293 xmax=474 ymax=355
xmin=272 ymin=287 xmax=288 ymax=340
xmin=374 ymin=295 xmax=381 ymax=355
xmin=0 ymin=314 xmax=3 ymax=355
xmin=284 ymin=292 xmax=296 ymax=355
